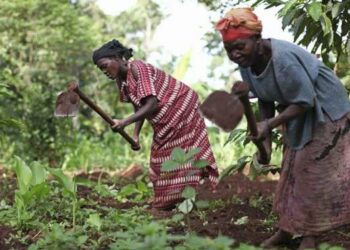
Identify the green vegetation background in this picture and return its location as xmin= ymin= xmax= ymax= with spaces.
xmin=0 ymin=0 xmax=273 ymax=173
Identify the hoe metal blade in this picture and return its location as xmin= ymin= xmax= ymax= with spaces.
xmin=199 ymin=90 xmax=244 ymax=132
xmin=54 ymin=90 xmax=80 ymax=117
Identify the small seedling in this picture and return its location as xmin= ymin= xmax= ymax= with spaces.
xmin=161 ymin=147 xmax=210 ymax=230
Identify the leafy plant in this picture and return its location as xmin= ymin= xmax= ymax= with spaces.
xmin=13 ymin=157 xmax=49 ymax=227
xmin=161 ymin=147 xmax=210 ymax=230
xmin=220 ymin=154 xmax=280 ymax=181
xmin=248 ymin=154 xmax=280 ymax=180
xmin=28 ymin=223 xmax=88 ymax=250
xmin=109 ymin=222 xmax=174 ymax=250
xmin=221 ymin=127 xmax=281 ymax=180
xmin=219 ymin=155 xmax=251 ymax=181
xmin=177 ymin=234 xmax=234 ymax=250
xmin=262 ymin=212 xmax=278 ymax=231
xmin=0 ymin=84 xmax=25 ymax=133
xmin=161 ymin=147 xmax=208 ymax=172
xmin=116 ymin=180 xmax=152 ymax=202
xmin=87 ymin=213 xmax=102 ymax=231
xmin=47 ymin=168 xmax=78 ymax=229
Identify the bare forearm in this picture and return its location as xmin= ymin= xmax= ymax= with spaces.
xmin=257 ymin=100 xmax=275 ymax=150
xmin=122 ymin=96 xmax=158 ymax=127
xmin=268 ymin=104 xmax=307 ymax=129
xmin=134 ymin=119 xmax=145 ymax=137
xmin=132 ymin=104 xmax=145 ymax=136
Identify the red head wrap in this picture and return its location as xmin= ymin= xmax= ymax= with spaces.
xmin=216 ymin=8 xmax=262 ymax=42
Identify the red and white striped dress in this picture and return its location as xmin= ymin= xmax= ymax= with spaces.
xmin=118 ymin=60 xmax=219 ymax=209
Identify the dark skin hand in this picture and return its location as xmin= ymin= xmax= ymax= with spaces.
xmin=111 ymin=96 xmax=158 ymax=131
xmin=255 ymin=104 xmax=308 ymax=141
xmin=112 ymin=95 xmax=158 ymax=153
xmin=253 ymin=103 xmax=307 ymax=162
xmin=251 ymin=104 xmax=308 ymax=164
xmin=111 ymin=97 xmax=157 ymax=151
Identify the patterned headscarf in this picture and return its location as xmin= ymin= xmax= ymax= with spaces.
xmin=216 ymin=8 xmax=262 ymax=42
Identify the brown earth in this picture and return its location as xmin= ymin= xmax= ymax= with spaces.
xmin=1 ymin=168 xmax=350 ymax=249
xmin=0 ymin=225 xmax=25 ymax=250
xmin=149 ymin=173 xmax=350 ymax=249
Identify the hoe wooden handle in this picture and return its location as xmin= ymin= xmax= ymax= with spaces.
xmin=69 ymin=83 xmax=140 ymax=150
xmin=232 ymin=81 xmax=269 ymax=164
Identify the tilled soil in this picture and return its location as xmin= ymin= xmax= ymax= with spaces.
xmin=150 ymin=173 xmax=350 ymax=249
xmin=1 ymin=168 xmax=350 ymax=249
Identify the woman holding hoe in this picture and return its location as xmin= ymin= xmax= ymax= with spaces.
xmin=216 ymin=7 xmax=350 ymax=250
xmin=92 ymin=39 xmax=218 ymax=210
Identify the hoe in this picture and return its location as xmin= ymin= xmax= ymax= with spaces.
xmin=200 ymin=81 xmax=269 ymax=164
xmin=54 ymin=81 xmax=140 ymax=150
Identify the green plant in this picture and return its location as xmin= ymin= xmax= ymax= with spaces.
xmin=109 ymin=222 xmax=174 ymax=250
xmin=194 ymin=210 xmax=209 ymax=226
xmin=0 ymin=84 xmax=25 ymax=134
xmin=161 ymin=147 xmax=209 ymax=172
xmin=220 ymin=154 xmax=280 ymax=181
xmin=219 ymin=155 xmax=251 ymax=182
xmin=13 ymin=157 xmax=49 ymax=227
xmin=176 ymin=234 xmax=234 ymax=250
xmin=86 ymin=213 xmax=102 ymax=231
xmin=220 ymin=127 xmax=281 ymax=181
xmin=116 ymin=180 xmax=152 ymax=202
xmin=318 ymin=243 xmax=345 ymax=250
xmin=47 ymin=168 xmax=78 ymax=229
xmin=161 ymin=147 xmax=210 ymax=230
xmin=28 ymin=223 xmax=88 ymax=250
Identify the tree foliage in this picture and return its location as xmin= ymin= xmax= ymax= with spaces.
xmin=0 ymin=0 xmax=102 ymax=163
xmin=97 ymin=0 xmax=163 ymax=60
xmin=0 ymin=0 xmax=164 ymax=164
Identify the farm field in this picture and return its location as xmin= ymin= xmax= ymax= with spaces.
xmin=1 ymin=0 xmax=350 ymax=249
xmin=0 ymin=163 xmax=348 ymax=250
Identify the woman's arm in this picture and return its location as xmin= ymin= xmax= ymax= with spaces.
xmin=255 ymin=100 xmax=275 ymax=163
xmin=256 ymin=103 xmax=308 ymax=141
xmin=132 ymin=104 xmax=145 ymax=140
xmin=267 ymin=104 xmax=307 ymax=129
xmin=112 ymin=96 xmax=158 ymax=130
